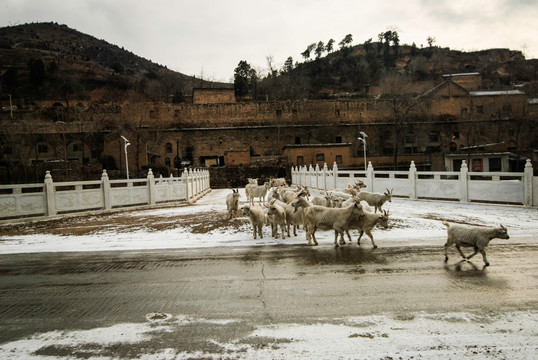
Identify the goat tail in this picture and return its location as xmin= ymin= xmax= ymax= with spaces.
xmin=442 ymin=221 xmax=450 ymax=228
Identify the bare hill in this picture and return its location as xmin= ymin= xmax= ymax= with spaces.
xmin=0 ymin=22 xmax=230 ymax=102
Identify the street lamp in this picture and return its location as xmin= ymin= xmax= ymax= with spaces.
xmin=121 ymin=135 xmax=130 ymax=179
xmin=358 ymin=131 xmax=368 ymax=171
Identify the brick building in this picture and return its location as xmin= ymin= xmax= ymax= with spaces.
xmin=1 ymin=73 xmax=536 ymax=183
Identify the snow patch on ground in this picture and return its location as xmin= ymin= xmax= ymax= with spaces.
xmin=1 ymin=311 xmax=536 ymax=359
xmin=1 ymin=189 xmax=536 ymax=254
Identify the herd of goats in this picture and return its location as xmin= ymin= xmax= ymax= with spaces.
xmin=224 ymin=177 xmax=510 ymax=267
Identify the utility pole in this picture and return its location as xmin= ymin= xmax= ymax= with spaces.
xmin=358 ymin=131 xmax=368 ymax=171
xmin=8 ymin=94 xmax=13 ymax=119
xmin=121 ymin=136 xmax=130 ymax=179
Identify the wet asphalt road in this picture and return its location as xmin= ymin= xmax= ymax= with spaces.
xmin=0 ymin=242 xmax=537 ymax=353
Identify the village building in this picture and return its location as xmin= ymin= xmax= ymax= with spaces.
xmin=0 ymin=73 xmax=536 ymax=183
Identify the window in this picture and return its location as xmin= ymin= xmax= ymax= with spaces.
xmin=276 ymin=109 xmax=282 ymax=117
xmin=335 ymin=136 xmax=342 ymax=143
xmin=72 ymin=143 xmax=82 ymax=152
xmin=38 ymin=144 xmax=48 ymax=153
xmin=472 ymin=158 xmax=483 ymax=172
xmin=165 ymin=157 xmax=171 ymax=166
xmin=165 ymin=142 xmax=173 ymax=153
xmin=428 ymin=133 xmax=440 ymax=143
xmin=453 ymin=159 xmax=463 ymax=171
xmin=335 ymin=155 xmax=343 ymax=164
xmin=316 ymin=153 xmax=324 ymax=162
xmin=174 ymin=110 xmax=180 ymax=117
xmin=295 ymin=137 xmax=301 ymax=144
xmin=149 ymin=110 xmax=156 ymax=118
xmin=335 ymin=109 xmax=340 ymax=116
xmin=508 ymin=129 xmax=515 ymax=137
xmin=476 ymin=105 xmax=484 ymax=114
xmin=292 ymin=109 xmax=298 ymax=116
xmin=452 ymin=131 xmax=460 ymax=140
xmin=489 ymin=157 xmax=502 ymax=172
xmin=503 ymin=104 xmax=512 ymax=112
xmin=297 ymin=156 xmax=304 ymax=166
xmin=404 ymin=145 xmax=418 ymax=154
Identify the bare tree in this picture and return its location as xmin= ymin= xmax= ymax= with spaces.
xmin=379 ymin=72 xmax=420 ymax=169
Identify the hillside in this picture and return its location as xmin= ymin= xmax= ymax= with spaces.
xmin=256 ymin=37 xmax=538 ymax=100
xmin=0 ymin=22 xmax=230 ymax=103
xmin=1 ymin=22 xmax=538 ymax=105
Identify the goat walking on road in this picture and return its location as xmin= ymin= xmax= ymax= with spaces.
xmin=443 ymin=221 xmax=510 ymax=266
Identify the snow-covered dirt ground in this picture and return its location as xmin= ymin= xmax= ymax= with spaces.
xmin=1 ymin=188 xmax=537 ymax=254
xmin=1 ymin=188 xmax=537 ymax=359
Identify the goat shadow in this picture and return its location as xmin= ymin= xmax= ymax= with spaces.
xmin=443 ymin=259 xmax=509 ymax=290
xmin=446 ymin=259 xmax=487 ymax=273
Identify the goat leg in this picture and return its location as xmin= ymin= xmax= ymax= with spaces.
xmin=455 ymin=245 xmax=467 ymax=260
xmin=466 ymin=246 xmax=479 ymax=260
xmin=364 ymin=230 xmax=377 ymax=249
xmin=479 ymin=249 xmax=490 ymax=266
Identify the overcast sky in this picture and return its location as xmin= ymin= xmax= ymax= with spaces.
xmin=1 ymin=0 xmax=537 ymax=82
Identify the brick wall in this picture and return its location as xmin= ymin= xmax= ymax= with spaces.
xmin=192 ymin=88 xmax=235 ymax=104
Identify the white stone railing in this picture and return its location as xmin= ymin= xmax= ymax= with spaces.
xmin=292 ymin=159 xmax=536 ymax=207
xmin=0 ymin=168 xmax=211 ymax=220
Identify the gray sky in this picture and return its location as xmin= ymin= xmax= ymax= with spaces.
xmin=1 ymin=0 xmax=537 ymax=82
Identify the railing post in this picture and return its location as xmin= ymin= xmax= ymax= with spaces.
xmin=189 ymin=168 xmax=194 ymax=199
xmin=183 ymin=168 xmax=190 ymax=201
xmin=323 ymin=163 xmax=328 ymax=191
xmin=524 ymin=159 xmax=533 ymax=207
xmin=101 ymin=169 xmax=112 ymax=210
xmin=195 ymin=169 xmax=200 ymax=196
xmin=366 ymin=161 xmax=374 ymax=191
xmin=459 ymin=160 xmax=469 ymax=203
xmin=315 ymin=164 xmax=319 ymax=190
xmin=333 ymin=162 xmax=338 ymax=189
xmin=409 ymin=161 xmax=417 ymax=200
xmin=44 ymin=171 xmax=56 ymax=217
xmin=148 ymin=168 xmax=156 ymax=205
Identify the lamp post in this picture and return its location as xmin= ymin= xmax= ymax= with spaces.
xmin=121 ymin=135 xmax=130 ymax=179
xmin=8 ymin=93 xmax=13 ymax=119
xmin=358 ymin=131 xmax=368 ymax=171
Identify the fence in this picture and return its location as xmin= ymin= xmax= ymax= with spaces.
xmin=292 ymin=159 xmax=537 ymax=207
xmin=0 ymin=168 xmax=210 ymax=220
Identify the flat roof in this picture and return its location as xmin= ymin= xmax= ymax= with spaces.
xmin=469 ymin=90 xmax=525 ymax=96
xmin=283 ymin=143 xmax=352 ymax=148
xmin=442 ymin=72 xmax=480 ymax=77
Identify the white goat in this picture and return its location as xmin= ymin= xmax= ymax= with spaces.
xmin=357 ymin=188 xmax=393 ymax=213
xmin=283 ymin=196 xmax=308 ymax=237
xmin=281 ymin=186 xmax=310 ymax=204
xmin=268 ymin=188 xmax=282 ymax=202
xmin=341 ymin=196 xmax=373 ymax=212
xmin=245 ymin=178 xmax=258 ymax=201
xmin=225 ymin=189 xmax=240 ymax=219
xmin=443 ymin=221 xmax=509 ymax=266
xmin=344 ymin=209 xmax=390 ymax=248
xmin=245 ymin=182 xmax=271 ymax=205
xmin=270 ymin=177 xmax=287 ymax=187
xmin=242 ymin=204 xmax=265 ymax=239
xmin=292 ymin=197 xmax=364 ymax=246
xmin=327 ymin=189 xmax=353 ymax=200
xmin=311 ymin=192 xmax=335 ymax=207
xmin=267 ymin=202 xmax=287 ymax=239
